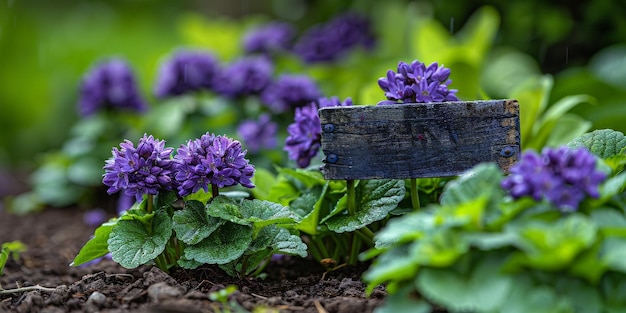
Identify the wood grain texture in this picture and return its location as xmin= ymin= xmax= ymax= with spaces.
xmin=318 ymin=99 xmax=520 ymax=180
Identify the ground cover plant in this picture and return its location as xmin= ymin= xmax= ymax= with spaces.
xmin=2 ymin=1 xmax=626 ymax=312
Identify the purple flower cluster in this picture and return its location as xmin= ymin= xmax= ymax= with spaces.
xmin=294 ymin=12 xmax=375 ymax=63
xmin=242 ymin=22 xmax=295 ymax=55
xmin=213 ymin=56 xmax=273 ymax=98
xmin=285 ymin=97 xmax=353 ymax=168
xmin=102 ymin=133 xmax=256 ymax=201
xmin=174 ymin=133 xmax=255 ymax=197
xmin=78 ymin=59 xmax=148 ymax=117
xmin=154 ymin=50 xmax=220 ymax=98
xmin=103 ymin=134 xmax=175 ymax=202
xmin=237 ymin=113 xmax=278 ymax=154
xmin=261 ymin=74 xmax=322 ymax=113
xmin=501 ymin=147 xmax=607 ymax=211
xmin=377 ymin=60 xmax=459 ymax=105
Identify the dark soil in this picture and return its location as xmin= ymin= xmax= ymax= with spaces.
xmin=0 ymin=207 xmax=386 ymax=313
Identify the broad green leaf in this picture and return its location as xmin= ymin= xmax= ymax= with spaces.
xmin=481 ymin=48 xmax=541 ymax=98
xmin=529 ymin=95 xmax=595 ymax=149
xmin=239 ymin=199 xmax=300 ymax=229
xmin=66 ymin=158 xmax=103 ymax=186
xmin=373 ymin=211 xmax=436 ymax=249
xmin=154 ymin=190 xmax=179 ymax=211
xmin=435 ymin=195 xmax=489 ymax=230
xmin=512 ymin=75 xmax=553 ymax=146
xmin=205 ymin=196 xmax=249 ymax=226
xmin=289 ymin=192 xmax=320 ymax=217
xmin=502 ymin=275 xmax=573 ymax=313
xmin=267 ymin=178 xmax=299 ymax=206
xmin=270 ymin=227 xmax=307 ymax=257
xmin=325 ymin=179 xmax=405 ymax=233
xmin=410 ymin=230 xmax=468 ymax=267
xmin=172 ymin=200 xmax=225 ymax=245
xmin=465 ymin=231 xmax=519 ymax=250
xmin=601 ymin=237 xmax=626 ymax=273
xmin=567 ymin=129 xmax=626 ymax=159
xmin=506 ymin=214 xmax=596 ymax=271
xmin=602 ymin=273 xmax=626 ymax=312
xmin=71 ymin=220 xmax=115 ymax=267
xmin=589 ymin=44 xmax=626 ymax=90
xmin=557 ymin=276 xmax=602 ymax=313
xmin=568 ymin=242 xmax=607 ymax=283
xmin=177 ymin=257 xmax=203 ymax=270
xmin=295 ymin=181 xmax=330 ymax=235
xmin=362 ymin=245 xmax=420 ymax=294
xmin=276 ymin=167 xmax=325 ymax=189
xmin=250 ymin=167 xmax=275 ymax=200
xmin=108 ymin=210 xmax=172 ymax=269
xmin=544 ymin=113 xmax=592 ymax=147
xmin=416 ymin=256 xmax=513 ymax=312
xmin=439 ymin=163 xmax=503 ymax=210
xmin=455 ymin=6 xmax=500 ymax=66
xmin=184 ymin=222 xmax=253 ymax=265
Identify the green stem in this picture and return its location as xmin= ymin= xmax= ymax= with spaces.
xmin=306 ymin=236 xmax=323 ymax=262
xmin=147 ymin=194 xmax=154 ymax=213
xmin=211 ymin=184 xmax=219 ymax=199
xmin=347 ymin=180 xmax=356 ymax=216
xmin=155 ymin=254 xmax=169 ymax=273
xmin=349 ymin=233 xmax=361 ymax=266
xmin=410 ymin=178 xmax=421 ymax=211
xmin=355 ymin=227 xmax=374 ymax=246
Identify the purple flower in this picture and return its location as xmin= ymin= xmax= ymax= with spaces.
xmin=154 ymin=50 xmax=220 ymax=98
xmin=237 ymin=113 xmax=278 ymax=154
xmin=243 ymin=22 xmax=295 ymax=55
xmin=285 ymin=97 xmax=353 ymax=168
xmin=261 ymin=74 xmax=322 ymax=113
xmin=174 ymin=133 xmax=255 ymax=197
xmin=501 ymin=147 xmax=607 ymax=212
xmin=78 ymin=58 xmax=148 ymax=117
xmin=102 ymin=134 xmax=175 ymax=202
xmin=377 ymin=60 xmax=459 ymax=105
xmin=294 ymin=12 xmax=375 ymax=63
xmin=213 ymin=56 xmax=273 ymax=98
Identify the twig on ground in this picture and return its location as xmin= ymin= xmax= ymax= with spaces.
xmin=314 ymin=300 xmax=328 ymax=313
xmin=0 ymin=285 xmax=58 ymax=295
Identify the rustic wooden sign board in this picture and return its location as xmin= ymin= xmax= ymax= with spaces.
xmin=318 ymin=99 xmax=520 ymax=180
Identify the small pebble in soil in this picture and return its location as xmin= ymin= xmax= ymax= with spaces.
xmin=148 ymin=282 xmax=184 ymax=302
xmin=87 ymin=291 xmax=107 ymax=305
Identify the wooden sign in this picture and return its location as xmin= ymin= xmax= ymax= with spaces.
xmin=318 ymin=99 xmax=520 ymax=180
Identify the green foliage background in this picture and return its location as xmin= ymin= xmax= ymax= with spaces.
xmin=1 ymin=0 xmax=625 ymax=171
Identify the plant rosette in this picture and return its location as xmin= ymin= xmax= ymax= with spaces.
xmin=71 ymin=133 xmax=307 ymax=276
xmin=362 ymin=129 xmax=626 ymax=313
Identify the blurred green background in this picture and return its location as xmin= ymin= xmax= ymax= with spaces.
xmin=1 ymin=0 xmax=625 ymax=172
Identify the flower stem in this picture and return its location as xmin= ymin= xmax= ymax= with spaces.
xmin=349 ymin=233 xmax=361 ymax=266
xmin=347 ymin=180 xmax=356 ymax=216
xmin=410 ymin=178 xmax=421 ymax=211
xmin=211 ymin=184 xmax=219 ymax=199
xmin=147 ymin=194 xmax=154 ymax=213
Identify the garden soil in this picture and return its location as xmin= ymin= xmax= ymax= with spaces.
xmin=0 ymin=207 xmax=386 ymax=313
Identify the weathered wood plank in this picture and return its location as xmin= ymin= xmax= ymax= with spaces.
xmin=318 ymin=99 xmax=520 ymax=180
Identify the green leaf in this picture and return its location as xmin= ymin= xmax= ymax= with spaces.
xmin=108 ymin=210 xmax=172 ymax=269
xmin=268 ymin=227 xmax=308 ymax=258
xmin=601 ymin=237 xmax=626 ymax=273
xmin=544 ymin=113 xmax=592 ymax=147
xmin=602 ymin=273 xmax=626 ymax=312
xmin=410 ymin=229 xmax=468 ymax=267
xmin=506 ymin=214 xmax=596 ymax=271
xmin=530 ymin=95 xmax=595 ymax=149
xmin=557 ymin=276 xmax=602 ymax=313
xmin=325 ymin=179 xmax=405 ymax=233
xmin=567 ymin=129 xmax=626 ymax=159
xmin=373 ymin=211 xmax=436 ymax=249
xmin=154 ymin=190 xmax=179 ymax=211
xmin=71 ymin=221 xmax=115 ymax=267
xmin=568 ymin=242 xmax=607 ymax=283
xmin=177 ymin=256 xmax=203 ymax=269
xmin=440 ymin=163 xmax=503 ymax=208
xmin=512 ymin=75 xmax=553 ymax=147
xmin=172 ymin=200 xmax=225 ymax=245
xmin=184 ymin=222 xmax=253 ymax=265
xmin=362 ymin=245 xmax=420 ymax=294
xmin=502 ymin=275 xmax=573 ymax=313
xmin=416 ymin=256 xmax=513 ymax=312
xmin=465 ymin=231 xmax=519 ymax=250
xmin=250 ymin=167 xmax=275 ymax=200
xmin=276 ymin=167 xmax=326 ymax=189
xmin=295 ymin=181 xmax=330 ymax=235
xmin=239 ymin=199 xmax=300 ymax=229
xmin=0 ymin=246 xmax=7 ymax=276
xmin=205 ymin=196 xmax=250 ymax=226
